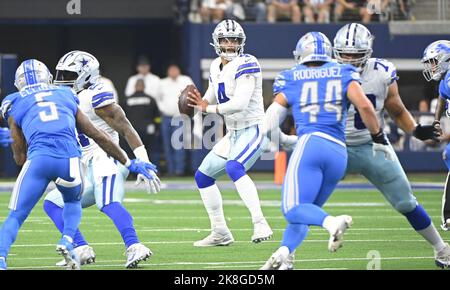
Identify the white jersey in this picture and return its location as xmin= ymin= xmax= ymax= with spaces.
xmin=345 ymin=58 xmax=398 ymax=145
xmin=77 ymin=82 xmax=119 ymax=164
xmin=207 ymin=54 xmax=265 ymax=130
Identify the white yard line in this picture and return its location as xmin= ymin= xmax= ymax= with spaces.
xmin=7 ymin=255 xmax=434 ymax=270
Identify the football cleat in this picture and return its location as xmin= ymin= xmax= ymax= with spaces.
xmin=0 ymin=257 xmax=6 ymax=270
xmin=260 ymin=246 xmax=290 ymax=270
xmin=252 ymin=219 xmax=273 ymax=243
xmin=279 ymin=252 xmax=295 ymax=270
xmin=328 ymin=215 xmax=353 ymax=252
xmin=125 ymin=243 xmax=152 ymax=269
xmin=193 ymin=231 xmax=234 ymax=247
xmin=56 ymin=236 xmax=80 ymax=270
xmin=441 ymin=219 xmax=450 ymax=231
xmin=56 ymin=245 xmax=96 ymax=267
xmin=435 ymin=243 xmax=450 ymax=269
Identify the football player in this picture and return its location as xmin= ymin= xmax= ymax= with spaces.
xmin=334 ymin=24 xmax=449 ymax=268
xmin=187 ymin=19 xmax=273 ymax=246
xmin=423 ymin=40 xmax=450 ymax=231
xmin=0 ymin=59 xmax=156 ymax=270
xmin=261 ymin=32 xmax=386 ymax=270
xmin=43 ymin=51 xmax=160 ymax=268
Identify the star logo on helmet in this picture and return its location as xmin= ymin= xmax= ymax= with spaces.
xmin=80 ymin=58 xmax=89 ymax=66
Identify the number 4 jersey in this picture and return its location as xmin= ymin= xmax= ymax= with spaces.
xmin=0 ymin=84 xmax=81 ymax=159
xmin=274 ymin=61 xmax=360 ymax=143
xmin=206 ymin=54 xmax=265 ymax=130
xmin=345 ymin=58 xmax=398 ymax=145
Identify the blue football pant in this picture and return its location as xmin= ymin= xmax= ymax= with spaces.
xmin=0 ymin=156 xmax=82 ymax=258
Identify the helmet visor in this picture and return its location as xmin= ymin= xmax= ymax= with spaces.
xmin=54 ymin=70 xmax=78 ymax=86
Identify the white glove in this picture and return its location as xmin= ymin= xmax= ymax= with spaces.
xmin=372 ymin=142 xmax=396 ymax=161
xmin=280 ymin=132 xmax=298 ymax=151
xmin=135 ymin=171 xmax=161 ymax=194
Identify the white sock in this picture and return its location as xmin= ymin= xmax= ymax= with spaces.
xmin=234 ymin=175 xmax=264 ymax=223
xmin=322 ymin=215 xmax=335 ymax=233
xmin=199 ymin=184 xmax=228 ymax=234
xmin=417 ymin=224 xmax=446 ymax=252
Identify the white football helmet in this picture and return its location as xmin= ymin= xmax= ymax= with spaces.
xmin=333 ymin=23 xmax=374 ymax=68
xmin=54 ymin=50 xmax=100 ymax=92
xmin=211 ymin=19 xmax=246 ymax=61
xmin=421 ymin=40 xmax=450 ymax=82
xmin=293 ymin=32 xmax=332 ymax=64
xmin=14 ymin=59 xmax=53 ymax=91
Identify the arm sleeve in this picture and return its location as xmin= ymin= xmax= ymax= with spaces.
xmin=264 ymin=101 xmax=288 ymax=137
xmin=203 ymin=79 xmax=217 ymax=105
xmin=92 ymin=91 xmax=116 ymax=109
xmin=216 ymin=75 xmax=255 ymax=114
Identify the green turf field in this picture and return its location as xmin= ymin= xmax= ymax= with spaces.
xmin=0 ymin=179 xmax=449 ymax=270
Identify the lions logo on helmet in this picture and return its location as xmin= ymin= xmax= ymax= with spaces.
xmin=14 ymin=59 xmax=53 ymax=91
xmin=54 ymin=50 xmax=100 ymax=92
xmin=211 ymin=19 xmax=246 ymax=61
xmin=293 ymin=32 xmax=332 ymax=64
xmin=333 ymin=23 xmax=374 ymax=68
xmin=421 ymin=40 xmax=450 ymax=82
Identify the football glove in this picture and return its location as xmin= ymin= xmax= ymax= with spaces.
xmin=371 ymin=129 xmax=396 ymax=161
xmin=413 ymin=124 xmax=441 ymax=142
xmin=135 ymin=171 xmax=161 ymax=194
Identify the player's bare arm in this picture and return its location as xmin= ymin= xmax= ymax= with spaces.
xmin=384 ymin=81 xmax=417 ymax=133
xmin=384 ymin=82 xmax=440 ymax=141
xmin=75 ymin=108 xmax=128 ymax=165
xmin=94 ymin=103 xmax=143 ymax=151
xmin=7 ymin=117 xmax=27 ymax=166
xmin=346 ymin=81 xmax=381 ymax=135
xmin=434 ymin=97 xmax=446 ymax=134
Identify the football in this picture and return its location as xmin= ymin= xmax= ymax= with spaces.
xmin=178 ymin=84 xmax=197 ymax=118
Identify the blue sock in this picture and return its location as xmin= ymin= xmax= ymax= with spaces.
xmin=102 ymin=202 xmax=139 ymax=249
xmin=404 ymin=204 xmax=432 ymax=231
xmin=281 ymin=223 xmax=309 ymax=253
xmin=285 ymin=204 xmax=328 ymax=226
xmin=43 ymin=200 xmax=88 ymax=247
xmin=62 ymin=201 xmax=82 ymax=239
xmin=0 ymin=212 xmax=23 ymax=258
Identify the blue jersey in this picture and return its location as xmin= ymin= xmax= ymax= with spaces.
xmin=439 ymin=71 xmax=450 ymax=100
xmin=0 ymin=84 xmax=81 ymax=159
xmin=273 ymin=62 xmax=360 ymax=142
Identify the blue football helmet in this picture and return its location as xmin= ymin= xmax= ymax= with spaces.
xmin=421 ymin=40 xmax=450 ymax=82
xmin=14 ymin=59 xmax=53 ymax=91
xmin=293 ymin=32 xmax=332 ymax=64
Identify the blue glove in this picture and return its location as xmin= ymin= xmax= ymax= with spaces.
xmin=0 ymin=127 xmax=12 ymax=147
xmin=127 ymin=159 xmax=158 ymax=179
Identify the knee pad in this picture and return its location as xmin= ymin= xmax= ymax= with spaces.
xmin=394 ymin=199 xmax=417 ymax=214
xmin=194 ymin=170 xmax=215 ymax=189
xmin=225 ymin=160 xmax=246 ymax=182
xmin=57 ymin=184 xmax=82 ymax=203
